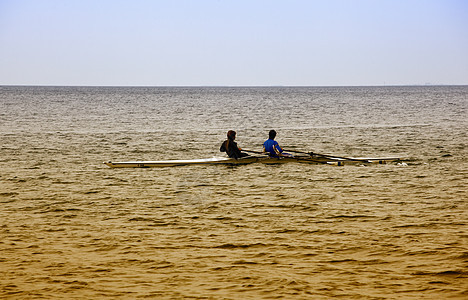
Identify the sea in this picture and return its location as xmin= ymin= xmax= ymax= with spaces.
xmin=0 ymin=86 xmax=467 ymax=299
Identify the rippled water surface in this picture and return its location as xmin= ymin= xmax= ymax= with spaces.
xmin=1 ymin=86 xmax=467 ymax=299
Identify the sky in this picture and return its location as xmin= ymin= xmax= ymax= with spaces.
xmin=0 ymin=0 xmax=467 ymax=86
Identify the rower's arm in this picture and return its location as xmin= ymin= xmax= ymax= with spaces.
xmin=273 ymin=144 xmax=283 ymax=156
xmin=220 ymin=141 xmax=227 ymax=152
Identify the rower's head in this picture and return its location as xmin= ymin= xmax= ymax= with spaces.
xmin=227 ymin=130 xmax=236 ymax=140
xmin=269 ymin=130 xmax=277 ymax=139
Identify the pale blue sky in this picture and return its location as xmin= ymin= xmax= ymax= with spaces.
xmin=1 ymin=0 xmax=467 ymax=86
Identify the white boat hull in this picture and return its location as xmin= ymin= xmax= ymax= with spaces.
xmin=104 ymin=156 xmax=401 ymax=168
xmin=104 ymin=157 xmax=251 ymax=168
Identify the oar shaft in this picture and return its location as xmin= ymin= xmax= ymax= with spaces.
xmin=285 ymin=149 xmax=310 ymax=155
xmin=243 ymin=149 xmax=335 ymax=165
xmin=314 ymin=153 xmax=370 ymax=162
xmin=284 ymin=149 xmax=370 ymax=163
xmin=242 ymin=149 xmax=266 ymax=155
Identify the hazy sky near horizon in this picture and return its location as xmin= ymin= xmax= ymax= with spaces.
xmin=1 ymin=0 xmax=467 ymax=86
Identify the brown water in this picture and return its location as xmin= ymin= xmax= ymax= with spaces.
xmin=1 ymin=86 xmax=467 ymax=299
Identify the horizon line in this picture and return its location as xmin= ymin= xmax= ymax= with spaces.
xmin=1 ymin=83 xmax=466 ymax=88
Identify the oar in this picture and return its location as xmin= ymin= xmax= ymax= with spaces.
xmin=284 ymin=149 xmax=372 ymax=163
xmin=243 ymin=149 xmax=308 ymax=157
xmin=242 ymin=149 xmax=267 ymax=155
xmin=242 ymin=149 xmax=337 ymax=165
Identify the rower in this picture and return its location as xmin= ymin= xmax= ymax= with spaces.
xmin=220 ymin=130 xmax=250 ymax=159
xmin=263 ymin=130 xmax=291 ymax=158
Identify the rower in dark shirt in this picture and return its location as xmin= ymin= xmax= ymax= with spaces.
xmin=220 ymin=130 xmax=249 ymax=159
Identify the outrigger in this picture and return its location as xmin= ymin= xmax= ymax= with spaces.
xmin=104 ymin=150 xmax=401 ymax=168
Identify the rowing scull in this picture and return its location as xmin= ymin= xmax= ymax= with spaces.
xmin=104 ymin=155 xmax=401 ymax=168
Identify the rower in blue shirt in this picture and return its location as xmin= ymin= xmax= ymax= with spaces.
xmin=263 ymin=130 xmax=291 ymax=157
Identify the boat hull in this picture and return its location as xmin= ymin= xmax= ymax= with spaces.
xmin=104 ymin=156 xmax=401 ymax=168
